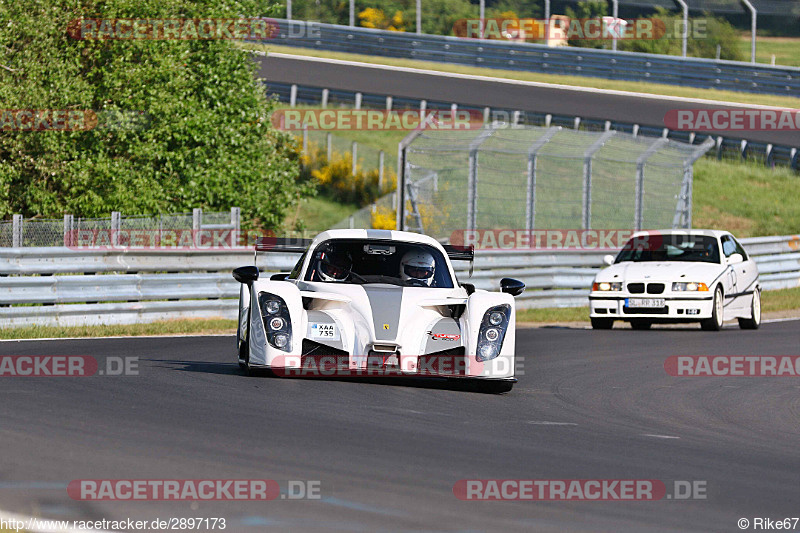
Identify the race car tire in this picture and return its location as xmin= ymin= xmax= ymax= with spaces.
xmin=591 ymin=317 xmax=614 ymax=330
xmin=738 ymin=288 xmax=761 ymax=330
xmin=700 ymin=286 xmax=724 ymax=331
xmin=630 ymin=320 xmax=652 ymax=330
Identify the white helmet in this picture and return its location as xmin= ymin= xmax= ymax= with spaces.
xmin=400 ymin=249 xmax=436 ymax=286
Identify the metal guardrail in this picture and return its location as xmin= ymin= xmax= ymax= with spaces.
xmin=1 ymin=235 xmax=797 ymax=327
xmin=267 ymin=20 xmax=800 ymax=97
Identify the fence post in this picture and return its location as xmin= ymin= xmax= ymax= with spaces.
xmin=321 ymin=88 xmax=329 ymax=108
xmin=467 ymin=127 xmax=495 ymax=232
xmin=63 ymin=214 xmax=74 ymax=247
xmin=378 ymin=150 xmax=385 ymax=190
xmin=582 ymin=131 xmax=615 ymax=230
xmin=419 ymin=99 xmax=426 ymax=117
xmin=12 ymin=214 xmax=22 ymax=247
xmin=231 ymin=207 xmax=241 ymax=247
xmin=635 ymin=138 xmax=668 ymax=231
xmin=290 ymin=84 xmax=297 ymax=107
xmin=192 ymin=208 xmax=202 ymax=232
xmin=111 ymin=211 xmax=121 ymax=247
xmin=526 ymin=126 xmax=560 ymax=231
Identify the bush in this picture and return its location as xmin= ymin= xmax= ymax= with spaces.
xmin=0 ymin=0 xmax=311 ymax=228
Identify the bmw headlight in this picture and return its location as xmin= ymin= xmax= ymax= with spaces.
xmin=672 ymin=282 xmax=709 ymax=292
xmin=476 ymin=304 xmax=511 ymax=362
xmin=258 ymin=292 xmax=292 ymax=351
xmin=592 ymin=282 xmax=622 ymax=292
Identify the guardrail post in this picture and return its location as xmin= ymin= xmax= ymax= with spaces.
xmin=573 ymin=117 xmax=581 ymax=130
xmin=583 ymin=131 xmax=616 ymax=230
xmin=63 ymin=214 xmax=74 ymax=247
xmin=321 ymin=88 xmax=329 ymax=108
xmin=419 ymin=99 xmax=426 ymax=117
xmin=355 ymin=92 xmax=362 ymax=110
xmin=740 ymin=139 xmax=748 ymax=160
xmin=290 ymin=84 xmax=297 ymax=107
xmin=545 ymin=114 xmax=552 ymax=127
xmin=12 ymin=214 xmax=22 ymax=247
xmin=632 ymin=124 xmax=639 ymax=137
xmin=386 ymin=96 xmax=393 ymax=111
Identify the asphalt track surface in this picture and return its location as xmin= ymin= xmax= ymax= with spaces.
xmin=1 ymin=321 xmax=799 ymax=532
xmin=257 ymin=54 xmax=800 ymax=148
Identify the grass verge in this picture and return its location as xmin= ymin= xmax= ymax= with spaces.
xmin=737 ymin=35 xmax=800 ymax=67
xmin=517 ymin=286 xmax=800 ymax=323
xmin=0 ymin=318 xmax=237 ymax=340
xmin=248 ymin=43 xmax=800 ymax=109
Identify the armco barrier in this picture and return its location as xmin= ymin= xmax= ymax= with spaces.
xmin=266 ymin=20 xmax=800 ymax=97
xmin=0 ymin=235 xmax=797 ymax=326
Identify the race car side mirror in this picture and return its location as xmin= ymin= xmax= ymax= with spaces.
xmin=233 ymin=265 xmax=259 ymax=284
xmin=500 ymin=278 xmax=525 ymax=296
xmin=603 ymin=254 xmax=615 ymax=266
xmin=727 ymin=253 xmax=744 ymax=265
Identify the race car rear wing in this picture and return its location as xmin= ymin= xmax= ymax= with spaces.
xmin=443 ymin=244 xmax=474 ymax=261
xmin=254 ymin=237 xmax=312 ymax=253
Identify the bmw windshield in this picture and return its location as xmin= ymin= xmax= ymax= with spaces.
xmin=615 ymin=234 xmax=721 ymax=264
xmin=304 ymin=239 xmax=454 ymax=288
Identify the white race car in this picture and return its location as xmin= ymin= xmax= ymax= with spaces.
xmin=589 ymin=230 xmax=761 ymax=331
xmin=232 ymin=229 xmax=525 ymax=392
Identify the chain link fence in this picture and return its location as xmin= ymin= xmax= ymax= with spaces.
xmin=399 ymin=124 xmax=713 ymax=241
xmin=0 ymin=208 xmax=240 ymax=248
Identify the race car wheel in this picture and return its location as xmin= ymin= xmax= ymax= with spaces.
xmin=591 ymin=317 xmax=614 ymax=330
xmin=738 ymin=288 xmax=761 ymax=330
xmin=700 ymin=286 xmax=724 ymax=331
xmin=630 ymin=320 xmax=652 ymax=330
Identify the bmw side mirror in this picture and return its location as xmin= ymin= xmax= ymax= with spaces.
xmin=501 ymin=277 xmax=525 ymax=296
xmin=728 ymin=253 xmax=744 ymax=265
xmin=233 ymin=265 xmax=259 ymax=284
xmin=603 ymin=254 xmax=615 ymax=266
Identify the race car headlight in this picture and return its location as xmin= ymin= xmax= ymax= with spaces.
xmin=672 ymin=282 xmax=709 ymax=292
xmin=258 ymin=292 xmax=292 ymax=351
xmin=476 ymin=304 xmax=511 ymax=362
xmin=592 ymin=282 xmax=622 ymax=292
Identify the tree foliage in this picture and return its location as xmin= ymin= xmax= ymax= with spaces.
xmin=0 ymin=0 xmax=310 ymax=227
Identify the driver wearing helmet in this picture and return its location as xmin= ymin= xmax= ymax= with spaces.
xmin=399 ymin=249 xmax=436 ymax=286
xmin=316 ymin=249 xmax=353 ymax=282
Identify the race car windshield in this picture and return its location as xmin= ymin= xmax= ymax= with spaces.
xmin=306 ymin=240 xmax=454 ymax=288
xmin=615 ymin=235 xmax=721 ymax=264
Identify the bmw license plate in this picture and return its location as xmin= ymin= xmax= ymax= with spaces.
xmin=626 ymin=298 xmax=665 ymax=308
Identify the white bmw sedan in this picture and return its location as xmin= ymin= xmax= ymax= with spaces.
xmin=589 ymin=230 xmax=761 ymax=330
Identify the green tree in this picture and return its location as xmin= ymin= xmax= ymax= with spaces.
xmin=0 ymin=0 xmax=311 ymax=228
